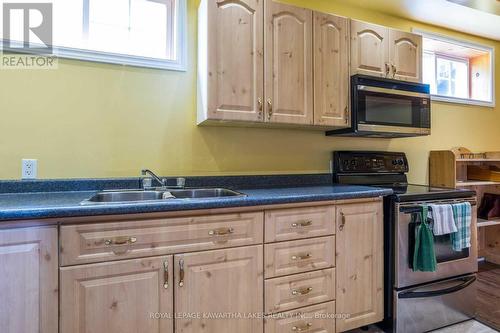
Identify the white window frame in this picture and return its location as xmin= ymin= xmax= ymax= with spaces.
xmin=0 ymin=0 xmax=188 ymax=71
xmin=413 ymin=28 xmax=495 ymax=108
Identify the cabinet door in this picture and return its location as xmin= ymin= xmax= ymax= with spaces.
xmin=389 ymin=30 xmax=422 ymax=83
xmin=0 ymin=227 xmax=58 ymax=333
xmin=60 ymin=256 xmax=173 ymax=333
xmin=313 ymin=12 xmax=349 ymax=127
xmin=335 ymin=202 xmax=383 ymax=332
xmin=265 ymin=0 xmax=313 ymax=125
xmin=175 ymin=245 xmax=263 ymax=333
xmin=350 ymin=20 xmax=389 ymax=78
xmin=204 ymin=0 xmax=264 ymax=122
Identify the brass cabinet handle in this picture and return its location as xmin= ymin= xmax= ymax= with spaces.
xmin=104 ymin=236 xmax=137 ymax=246
xmin=344 ymin=106 xmax=349 ymax=124
xmin=385 ymin=63 xmax=390 ymax=77
xmin=339 ymin=212 xmax=346 ymax=231
xmin=267 ymin=98 xmax=273 ymax=120
xmin=208 ymin=227 xmax=234 ymax=236
xmin=391 ymin=64 xmax=397 ymax=78
xmin=178 ymin=259 xmax=185 ymax=287
xmin=258 ymin=97 xmax=263 ymax=117
xmin=291 ymin=220 xmax=312 ymax=228
xmin=292 ymin=323 xmax=312 ymax=332
xmin=291 ymin=253 xmax=312 ymax=261
xmin=163 ymin=260 xmax=169 ymax=289
xmin=291 ymin=287 xmax=313 ymax=296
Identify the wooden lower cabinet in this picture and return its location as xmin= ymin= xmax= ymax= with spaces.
xmin=0 ymin=227 xmax=58 ymax=333
xmin=60 ymin=256 xmax=174 ymax=333
xmin=335 ymin=202 xmax=383 ymax=332
xmin=175 ymin=245 xmax=264 ymax=333
xmin=9 ymin=198 xmax=384 ymax=333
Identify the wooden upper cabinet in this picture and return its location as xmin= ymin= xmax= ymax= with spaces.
xmin=175 ymin=246 xmax=263 ymax=333
xmin=313 ymin=12 xmax=349 ymax=127
xmin=0 ymin=227 xmax=58 ymax=333
xmin=60 ymin=256 xmax=174 ymax=333
xmin=350 ymin=20 xmax=389 ymax=78
xmin=389 ymin=30 xmax=422 ymax=83
xmin=265 ymin=1 xmax=313 ymax=125
xmin=335 ymin=201 xmax=384 ymax=332
xmin=198 ymin=0 xmax=264 ymax=122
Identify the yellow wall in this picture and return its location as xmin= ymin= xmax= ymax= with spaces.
xmin=0 ymin=0 xmax=499 ymax=184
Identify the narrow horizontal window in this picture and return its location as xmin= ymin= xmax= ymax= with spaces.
xmin=414 ymin=29 xmax=495 ymax=107
xmin=0 ymin=0 xmax=187 ymax=70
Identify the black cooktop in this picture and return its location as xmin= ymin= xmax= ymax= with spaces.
xmin=377 ymin=183 xmax=475 ymax=202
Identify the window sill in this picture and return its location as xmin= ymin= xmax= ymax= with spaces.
xmin=1 ymin=41 xmax=187 ymax=72
xmin=431 ymin=95 xmax=495 ymax=108
xmin=55 ymin=46 xmax=187 ymax=71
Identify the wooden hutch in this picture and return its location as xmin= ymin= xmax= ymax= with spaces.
xmin=430 ymin=148 xmax=500 ymax=264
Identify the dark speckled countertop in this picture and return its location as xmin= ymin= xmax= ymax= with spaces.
xmin=0 ymin=175 xmax=392 ymax=222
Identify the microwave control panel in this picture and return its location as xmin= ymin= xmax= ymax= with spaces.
xmin=333 ymin=151 xmax=409 ymax=174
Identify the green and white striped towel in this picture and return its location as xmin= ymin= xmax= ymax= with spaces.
xmin=451 ymin=202 xmax=472 ymax=251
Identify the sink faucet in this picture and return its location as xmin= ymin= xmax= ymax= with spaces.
xmin=141 ymin=169 xmax=185 ymax=190
xmin=141 ymin=169 xmax=167 ymax=188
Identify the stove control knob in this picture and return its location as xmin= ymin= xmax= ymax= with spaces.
xmin=392 ymin=160 xmax=398 ymax=165
xmin=398 ymin=159 xmax=404 ymax=165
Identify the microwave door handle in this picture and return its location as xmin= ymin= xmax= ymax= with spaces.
xmin=398 ymin=275 xmax=476 ymax=299
xmin=357 ymin=85 xmax=429 ymax=98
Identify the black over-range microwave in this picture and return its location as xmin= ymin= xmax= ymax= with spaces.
xmin=327 ymin=75 xmax=431 ymax=138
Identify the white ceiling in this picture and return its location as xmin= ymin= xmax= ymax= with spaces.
xmin=336 ymin=0 xmax=500 ymax=41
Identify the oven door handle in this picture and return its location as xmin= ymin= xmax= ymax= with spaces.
xmin=400 ymin=201 xmax=477 ymax=213
xmin=398 ymin=275 xmax=476 ymax=299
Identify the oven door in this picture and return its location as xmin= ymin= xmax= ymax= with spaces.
xmin=395 ymin=200 xmax=478 ymax=289
xmin=355 ymin=85 xmax=431 ymax=136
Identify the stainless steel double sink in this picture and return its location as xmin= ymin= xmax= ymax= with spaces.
xmin=81 ymin=188 xmax=246 ymax=205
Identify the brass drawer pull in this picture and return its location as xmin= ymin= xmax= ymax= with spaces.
xmin=292 ymin=323 xmax=312 ymax=332
xmin=208 ymin=227 xmax=234 ymax=236
xmin=178 ymin=259 xmax=185 ymax=287
xmin=163 ymin=260 xmax=169 ymax=289
xmin=385 ymin=63 xmax=390 ymax=77
xmin=291 ymin=220 xmax=312 ymax=228
xmin=291 ymin=287 xmax=313 ymax=296
xmin=291 ymin=253 xmax=312 ymax=261
xmin=104 ymin=236 xmax=137 ymax=246
xmin=258 ymin=97 xmax=263 ymax=117
xmin=391 ymin=64 xmax=397 ymax=78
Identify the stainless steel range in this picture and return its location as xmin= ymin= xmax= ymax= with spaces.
xmin=333 ymin=151 xmax=478 ymax=333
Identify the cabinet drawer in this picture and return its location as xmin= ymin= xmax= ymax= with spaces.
xmin=265 ymin=268 xmax=335 ymax=314
xmin=265 ymin=301 xmax=336 ymax=333
xmin=264 ymin=236 xmax=335 ymax=278
xmin=265 ymin=206 xmax=335 ymax=242
xmin=60 ymin=212 xmax=264 ymax=266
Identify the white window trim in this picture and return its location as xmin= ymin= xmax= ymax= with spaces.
xmin=412 ymin=28 xmax=495 ymax=108
xmin=0 ymin=0 xmax=188 ymax=71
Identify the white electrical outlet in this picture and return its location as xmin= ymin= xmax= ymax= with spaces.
xmin=22 ymin=159 xmax=38 ymax=179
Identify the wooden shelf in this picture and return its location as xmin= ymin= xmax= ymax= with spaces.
xmin=457 ymin=159 xmax=500 ymax=162
xmin=456 ymin=180 xmax=500 ymax=187
xmin=478 ymin=217 xmax=500 ymax=228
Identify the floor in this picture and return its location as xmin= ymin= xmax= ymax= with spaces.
xmin=477 ymin=261 xmax=500 ymax=330
xmin=347 ymin=320 xmax=498 ymax=333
